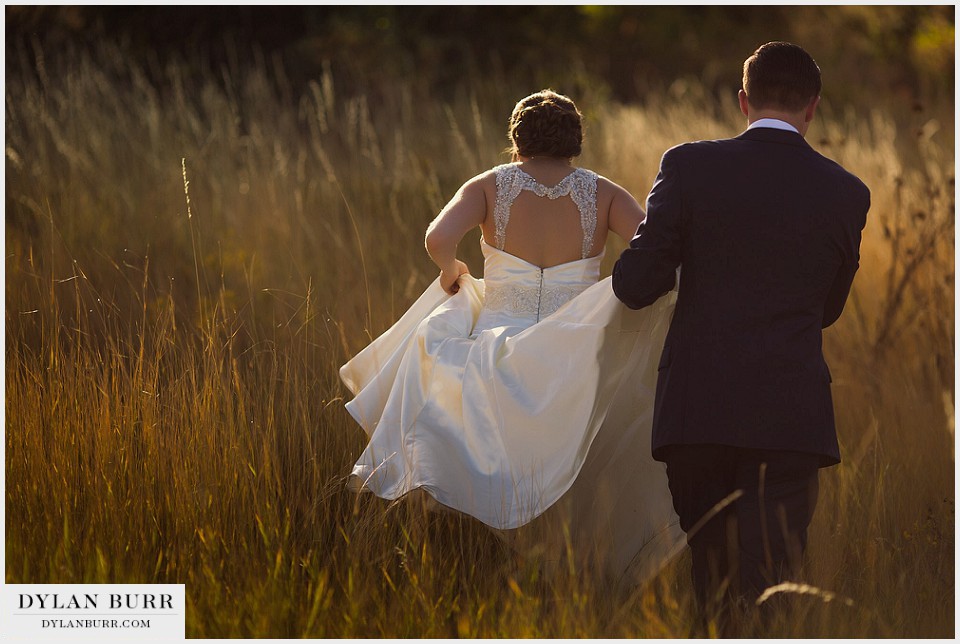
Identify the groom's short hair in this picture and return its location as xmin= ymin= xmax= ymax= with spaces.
xmin=742 ymin=42 xmax=821 ymax=112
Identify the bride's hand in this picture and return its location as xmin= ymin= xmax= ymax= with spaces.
xmin=440 ymin=260 xmax=471 ymax=295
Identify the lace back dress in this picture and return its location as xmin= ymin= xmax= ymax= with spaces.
xmin=340 ymin=164 xmax=684 ymax=584
xmin=476 ymin=164 xmax=602 ymax=332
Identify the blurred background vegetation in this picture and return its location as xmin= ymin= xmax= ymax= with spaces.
xmin=7 ymin=5 xmax=955 ymax=111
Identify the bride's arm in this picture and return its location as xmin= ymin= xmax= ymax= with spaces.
xmin=425 ymin=175 xmax=487 ymax=294
xmin=606 ymin=181 xmax=647 ymax=243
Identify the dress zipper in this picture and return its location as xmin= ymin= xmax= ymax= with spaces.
xmin=535 ymin=268 xmax=544 ymax=322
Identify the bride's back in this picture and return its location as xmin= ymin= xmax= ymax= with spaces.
xmin=502 ymin=189 xmax=587 ymax=266
xmin=479 ymin=161 xmax=610 ymax=268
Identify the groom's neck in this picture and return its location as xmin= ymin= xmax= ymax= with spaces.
xmin=738 ymin=91 xmax=819 ymax=138
xmin=746 ymin=110 xmax=807 ymax=135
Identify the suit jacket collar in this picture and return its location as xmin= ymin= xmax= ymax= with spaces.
xmin=736 ymin=127 xmax=813 ymax=150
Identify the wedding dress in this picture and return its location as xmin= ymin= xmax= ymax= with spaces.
xmin=340 ymin=163 xmax=684 ymax=583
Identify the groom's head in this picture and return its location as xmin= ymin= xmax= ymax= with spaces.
xmin=739 ymin=42 xmax=821 ymax=133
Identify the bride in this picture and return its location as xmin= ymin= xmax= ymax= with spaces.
xmin=340 ymin=90 xmax=683 ymax=584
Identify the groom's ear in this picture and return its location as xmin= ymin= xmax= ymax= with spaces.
xmin=804 ymin=95 xmax=821 ymax=123
xmin=738 ymin=90 xmax=750 ymax=118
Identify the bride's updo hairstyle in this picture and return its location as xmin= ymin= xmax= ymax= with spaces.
xmin=507 ymin=90 xmax=583 ymax=161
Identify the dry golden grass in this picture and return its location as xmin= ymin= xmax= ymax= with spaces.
xmin=5 ymin=43 xmax=954 ymax=637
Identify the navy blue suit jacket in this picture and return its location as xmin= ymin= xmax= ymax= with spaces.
xmin=612 ymin=127 xmax=869 ymax=466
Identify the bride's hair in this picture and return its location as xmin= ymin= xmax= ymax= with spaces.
xmin=507 ymin=90 xmax=582 ymax=161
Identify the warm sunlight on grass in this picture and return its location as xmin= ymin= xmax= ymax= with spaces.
xmin=5 ymin=43 xmax=954 ymax=637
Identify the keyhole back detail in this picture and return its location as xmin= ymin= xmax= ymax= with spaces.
xmin=493 ymin=164 xmax=599 ymax=260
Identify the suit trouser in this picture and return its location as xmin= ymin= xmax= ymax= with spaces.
xmin=661 ymin=445 xmax=820 ymax=613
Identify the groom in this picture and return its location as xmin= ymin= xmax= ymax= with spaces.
xmin=612 ymin=42 xmax=869 ymax=616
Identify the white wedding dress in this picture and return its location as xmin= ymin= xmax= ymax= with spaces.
xmin=340 ymin=164 xmax=685 ymax=584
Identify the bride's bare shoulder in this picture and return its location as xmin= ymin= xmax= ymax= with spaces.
xmin=458 ymin=164 xmax=515 ymax=198
xmin=481 ymin=163 xmax=519 ymax=181
xmin=465 ymin=164 xmax=513 ymax=186
xmin=593 ymin=174 xmax=640 ymax=206
xmin=593 ymin=172 xmax=625 ymax=191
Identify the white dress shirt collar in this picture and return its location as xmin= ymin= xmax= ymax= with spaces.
xmin=747 ymin=118 xmax=799 ymax=134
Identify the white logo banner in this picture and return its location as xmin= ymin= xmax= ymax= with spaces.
xmin=2 ymin=584 xmax=185 ymax=642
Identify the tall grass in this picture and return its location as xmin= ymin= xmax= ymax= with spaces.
xmin=5 ymin=41 xmax=954 ymax=637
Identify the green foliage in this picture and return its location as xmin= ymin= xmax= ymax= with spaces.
xmin=5 ymin=6 xmax=955 ymax=107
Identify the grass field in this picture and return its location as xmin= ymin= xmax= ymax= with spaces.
xmin=5 ymin=43 xmax=955 ymax=637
